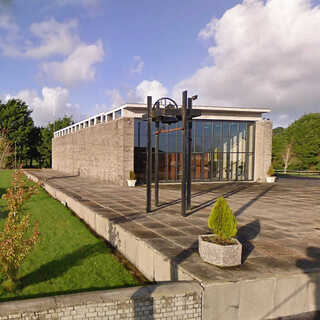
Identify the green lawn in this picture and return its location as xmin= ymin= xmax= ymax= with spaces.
xmin=0 ymin=170 xmax=141 ymax=301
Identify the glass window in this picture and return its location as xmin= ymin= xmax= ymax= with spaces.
xmin=115 ymin=110 xmax=122 ymax=118
xmin=213 ymin=121 xmax=222 ymax=152
xmin=134 ymin=118 xmax=255 ymax=182
xmin=203 ymin=121 xmax=212 ymax=152
xmin=168 ymin=122 xmax=177 ymax=153
xmin=223 ymin=122 xmax=230 ymax=153
xmin=230 ymin=122 xmax=238 ymax=153
xmin=194 ymin=121 xmax=203 ymax=152
xmin=239 ymin=122 xmax=247 ymax=153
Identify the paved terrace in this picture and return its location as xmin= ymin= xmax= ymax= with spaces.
xmin=24 ymin=169 xmax=320 ymax=319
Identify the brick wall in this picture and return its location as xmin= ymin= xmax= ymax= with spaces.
xmin=52 ymin=118 xmax=134 ymax=186
xmin=0 ymin=282 xmax=202 ymax=320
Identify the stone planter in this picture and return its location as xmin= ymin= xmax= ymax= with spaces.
xmin=198 ymin=235 xmax=242 ymax=267
xmin=266 ymin=176 xmax=276 ymax=183
xmin=127 ymin=179 xmax=137 ymax=187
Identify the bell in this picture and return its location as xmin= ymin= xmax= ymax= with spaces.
xmin=161 ymin=115 xmax=179 ymax=124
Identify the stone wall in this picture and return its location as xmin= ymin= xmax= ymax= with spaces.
xmin=52 ymin=118 xmax=134 ymax=186
xmin=254 ymin=120 xmax=273 ymax=182
xmin=0 ymin=282 xmax=202 ymax=320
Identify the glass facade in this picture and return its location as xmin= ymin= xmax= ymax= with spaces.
xmin=134 ymin=119 xmax=255 ymax=182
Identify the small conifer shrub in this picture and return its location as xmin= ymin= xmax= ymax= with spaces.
xmin=129 ymin=171 xmax=136 ymax=180
xmin=267 ymin=164 xmax=275 ymax=177
xmin=208 ymin=197 xmax=237 ymax=244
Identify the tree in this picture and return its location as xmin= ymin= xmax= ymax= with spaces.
xmin=281 ymin=139 xmax=293 ymax=174
xmin=38 ymin=116 xmax=73 ymax=167
xmin=0 ymin=99 xmax=35 ymax=166
xmin=27 ymin=127 xmax=41 ymax=167
xmin=272 ymin=113 xmax=320 ymax=171
xmin=287 ymin=113 xmax=320 ymax=170
xmin=272 ymin=127 xmax=287 ymax=169
xmin=208 ymin=197 xmax=237 ymax=243
xmin=0 ymin=129 xmax=12 ymax=169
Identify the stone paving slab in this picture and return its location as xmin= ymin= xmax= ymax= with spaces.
xmin=24 ymin=169 xmax=320 ymax=283
xmin=24 ymin=169 xmax=320 ymax=319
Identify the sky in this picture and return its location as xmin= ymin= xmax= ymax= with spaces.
xmin=1 ymin=0 xmax=320 ymax=128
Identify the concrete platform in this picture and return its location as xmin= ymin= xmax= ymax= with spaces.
xmin=24 ymin=169 xmax=320 ymax=320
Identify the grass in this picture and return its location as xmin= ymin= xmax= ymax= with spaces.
xmin=0 ymin=170 xmax=141 ymax=301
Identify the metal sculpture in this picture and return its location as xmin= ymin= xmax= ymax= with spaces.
xmin=142 ymin=91 xmax=201 ymax=216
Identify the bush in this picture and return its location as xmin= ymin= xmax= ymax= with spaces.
xmin=129 ymin=171 xmax=136 ymax=180
xmin=0 ymin=169 xmax=40 ymax=291
xmin=267 ymin=164 xmax=275 ymax=176
xmin=208 ymin=197 xmax=237 ymax=243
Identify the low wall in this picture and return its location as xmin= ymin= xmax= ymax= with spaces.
xmin=25 ymin=170 xmax=320 ymax=320
xmin=52 ymin=118 xmax=134 ymax=186
xmin=0 ymin=282 xmax=202 ymax=320
xmin=24 ymin=171 xmax=195 ymax=283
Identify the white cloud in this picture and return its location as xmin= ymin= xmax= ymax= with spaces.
xmin=42 ymin=40 xmax=104 ymax=86
xmin=135 ymin=80 xmax=168 ymax=103
xmin=25 ymin=18 xmax=80 ymax=58
xmin=105 ymin=89 xmax=125 ymax=107
xmin=174 ymin=0 xmax=320 ymax=122
xmin=16 ymin=87 xmax=81 ymax=126
xmin=198 ymin=18 xmax=218 ymax=40
xmin=0 ymin=16 xmax=104 ymax=85
xmin=130 ymin=56 xmax=144 ymax=74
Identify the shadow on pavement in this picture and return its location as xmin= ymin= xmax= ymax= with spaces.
xmin=234 ymin=184 xmax=274 ymax=217
xmin=237 ymin=219 xmax=260 ymax=263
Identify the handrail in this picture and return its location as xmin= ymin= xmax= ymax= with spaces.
xmin=275 ymin=170 xmax=320 ymax=174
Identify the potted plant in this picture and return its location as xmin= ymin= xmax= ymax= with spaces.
xmin=266 ymin=164 xmax=276 ymax=183
xmin=199 ymin=197 xmax=242 ymax=267
xmin=127 ymin=171 xmax=137 ymax=187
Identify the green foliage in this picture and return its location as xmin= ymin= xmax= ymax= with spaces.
xmin=129 ymin=171 xmax=136 ymax=180
xmin=0 ymin=170 xmax=40 ymax=291
xmin=0 ymin=99 xmax=34 ymax=166
xmin=272 ymin=113 xmax=320 ymax=171
xmin=0 ymin=129 xmax=12 ymax=169
xmin=288 ymin=113 xmax=320 ymax=169
xmin=267 ymin=164 xmax=275 ymax=176
xmin=0 ymin=99 xmax=73 ymax=168
xmin=0 ymin=170 xmax=140 ymax=300
xmin=208 ymin=197 xmax=237 ymax=242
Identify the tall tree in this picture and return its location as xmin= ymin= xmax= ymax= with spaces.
xmin=281 ymin=139 xmax=293 ymax=174
xmin=27 ymin=127 xmax=41 ymax=167
xmin=0 ymin=129 xmax=12 ymax=169
xmin=287 ymin=113 xmax=320 ymax=170
xmin=0 ymin=99 xmax=35 ymax=166
xmin=272 ymin=113 xmax=320 ymax=171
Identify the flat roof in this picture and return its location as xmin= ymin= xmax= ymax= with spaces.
xmin=122 ymin=103 xmax=271 ymax=114
xmin=53 ymin=102 xmax=271 ymax=137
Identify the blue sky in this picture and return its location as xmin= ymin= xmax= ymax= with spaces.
xmin=1 ymin=0 xmax=320 ymax=127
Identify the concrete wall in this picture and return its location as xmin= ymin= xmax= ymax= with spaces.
xmin=24 ymin=171 xmax=195 ymax=283
xmin=254 ymin=120 xmax=273 ymax=182
xmin=0 ymin=282 xmax=202 ymax=320
xmin=52 ymin=118 xmax=134 ymax=186
xmin=52 ymin=117 xmax=272 ymax=184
